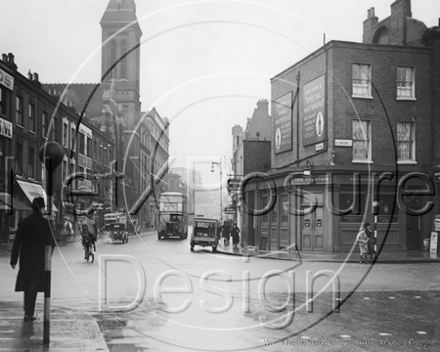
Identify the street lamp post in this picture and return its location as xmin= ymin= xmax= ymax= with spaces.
xmin=211 ymin=159 xmax=222 ymax=223
xmin=372 ymin=200 xmax=380 ymax=257
xmin=39 ymin=141 xmax=64 ymax=346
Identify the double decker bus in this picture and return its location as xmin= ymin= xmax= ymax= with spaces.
xmin=157 ymin=192 xmax=188 ymax=240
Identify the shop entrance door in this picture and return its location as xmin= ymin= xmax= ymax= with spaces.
xmin=302 ymin=206 xmax=324 ymax=251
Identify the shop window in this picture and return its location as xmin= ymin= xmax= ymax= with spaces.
xmin=339 ymin=191 xmax=367 ymax=218
xmin=352 ymin=64 xmax=372 ymax=98
xmin=397 ymin=121 xmax=415 ymax=162
xmin=397 ymin=67 xmax=415 ymax=99
xmin=352 ymin=120 xmax=371 ymax=162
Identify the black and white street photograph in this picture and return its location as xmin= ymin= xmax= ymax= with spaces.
xmin=1 ymin=0 xmax=440 ymax=351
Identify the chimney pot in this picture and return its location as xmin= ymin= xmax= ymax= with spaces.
xmin=33 ymin=72 xmax=39 ymax=81
xmin=2 ymin=54 xmax=7 ymax=62
xmin=8 ymin=53 xmax=14 ymax=64
xmin=28 ymin=70 xmax=33 ymax=80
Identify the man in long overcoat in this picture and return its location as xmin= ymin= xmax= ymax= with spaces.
xmin=10 ymin=197 xmax=53 ymax=321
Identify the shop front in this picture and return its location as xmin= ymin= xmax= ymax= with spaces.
xmin=0 ymin=192 xmax=31 ymax=245
xmin=241 ymin=169 xmax=430 ymax=253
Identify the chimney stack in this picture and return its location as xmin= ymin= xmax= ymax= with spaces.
xmin=33 ymin=72 xmax=39 ymax=82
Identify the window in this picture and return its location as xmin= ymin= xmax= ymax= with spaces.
xmin=16 ymin=96 xmax=23 ymax=125
xmin=71 ymin=126 xmax=76 ymax=151
xmin=52 ymin=117 xmax=58 ymax=141
xmin=397 ymin=121 xmax=415 ymax=162
xmin=86 ymin=137 xmax=92 ymax=157
xmin=27 ymin=145 xmax=35 ymax=178
xmin=62 ymin=120 xmax=69 ymax=147
xmin=15 ymin=141 xmax=23 ymax=174
xmin=352 ymin=120 xmax=371 ymax=161
xmin=62 ymin=160 xmax=67 ymax=183
xmin=0 ymin=87 xmax=4 ymax=115
xmin=79 ymin=133 xmax=85 ymax=154
xmin=42 ymin=112 xmax=48 ymax=138
xmin=352 ymin=64 xmax=372 ymax=98
xmin=28 ymin=103 xmax=35 ymax=132
xmin=397 ymin=67 xmax=415 ymax=99
xmin=93 ymin=140 xmax=97 ymax=160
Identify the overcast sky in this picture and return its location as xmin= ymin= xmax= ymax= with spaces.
xmin=1 ymin=0 xmax=439 ymax=183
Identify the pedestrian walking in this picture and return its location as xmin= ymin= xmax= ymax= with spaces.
xmin=356 ymin=226 xmax=370 ymax=264
xmin=222 ymin=221 xmax=231 ymax=245
xmin=231 ymin=222 xmax=240 ymax=249
xmin=364 ymin=222 xmax=376 ymax=260
xmin=10 ymin=197 xmax=53 ymax=321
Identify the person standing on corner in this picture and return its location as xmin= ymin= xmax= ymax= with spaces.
xmin=10 ymin=197 xmax=54 ymax=322
xmin=231 ymin=222 xmax=240 ymax=250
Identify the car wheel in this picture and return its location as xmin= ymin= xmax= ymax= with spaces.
xmin=126 ymin=235 xmax=129 ymax=243
xmin=212 ymin=245 xmax=217 ymax=253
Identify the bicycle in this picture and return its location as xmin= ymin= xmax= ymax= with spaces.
xmin=82 ymin=237 xmax=94 ymax=263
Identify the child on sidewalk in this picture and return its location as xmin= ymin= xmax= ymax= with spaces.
xmin=356 ymin=226 xmax=370 ymax=264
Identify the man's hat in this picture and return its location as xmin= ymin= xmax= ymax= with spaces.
xmin=364 ymin=222 xmax=371 ymax=227
xmin=32 ymin=197 xmax=45 ymax=209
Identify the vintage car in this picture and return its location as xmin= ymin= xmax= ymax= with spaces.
xmin=190 ymin=217 xmax=220 ymax=252
xmin=108 ymin=222 xmax=129 ymax=244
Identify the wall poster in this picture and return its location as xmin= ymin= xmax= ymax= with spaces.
xmin=274 ymin=92 xmax=292 ymax=154
xmin=302 ymin=75 xmax=326 ymax=147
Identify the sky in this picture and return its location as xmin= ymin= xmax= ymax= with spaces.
xmin=1 ymin=0 xmax=439 ymax=184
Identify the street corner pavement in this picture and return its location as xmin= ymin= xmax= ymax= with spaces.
xmin=0 ymin=301 xmax=109 ymax=352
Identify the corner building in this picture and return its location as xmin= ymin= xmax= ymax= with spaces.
xmin=244 ymin=0 xmax=440 ymax=253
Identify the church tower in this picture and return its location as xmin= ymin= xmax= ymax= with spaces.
xmin=100 ymin=0 xmax=142 ymax=130
xmin=101 ymin=0 xmax=143 ymax=210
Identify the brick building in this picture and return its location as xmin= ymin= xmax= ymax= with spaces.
xmin=242 ymin=0 xmax=440 ymax=253
xmin=231 ymin=99 xmax=272 ymax=237
xmin=0 ymin=53 xmax=114 ymax=245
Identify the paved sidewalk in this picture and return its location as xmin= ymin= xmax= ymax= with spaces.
xmin=0 ymin=301 xmax=108 ymax=352
xmin=216 ymin=240 xmax=440 ymax=263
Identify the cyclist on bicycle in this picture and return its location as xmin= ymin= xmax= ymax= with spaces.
xmin=81 ymin=223 xmax=96 ymax=260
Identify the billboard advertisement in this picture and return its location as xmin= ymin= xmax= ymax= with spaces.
xmin=274 ymin=92 xmax=292 ymax=154
xmin=302 ymin=75 xmax=326 ymax=147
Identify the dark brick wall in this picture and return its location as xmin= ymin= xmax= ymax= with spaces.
xmin=271 ymin=40 xmax=433 ymax=171
xmin=243 ymin=140 xmax=271 ymax=175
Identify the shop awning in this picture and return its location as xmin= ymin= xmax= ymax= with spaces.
xmin=0 ymin=192 xmax=31 ymax=211
xmin=16 ymin=179 xmax=59 ymax=212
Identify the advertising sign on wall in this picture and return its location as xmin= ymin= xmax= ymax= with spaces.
xmin=274 ymin=92 xmax=292 ymax=154
xmin=302 ymin=75 xmax=326 ymax=147
xmin=0 ymin=117 xmax=13 ymax=139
